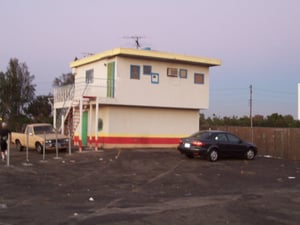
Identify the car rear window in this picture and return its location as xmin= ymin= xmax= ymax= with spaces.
xmin=190 ymin=131 xmax=213 ymax=140
xmin=34 ymin=125 xmax=55 ymax=134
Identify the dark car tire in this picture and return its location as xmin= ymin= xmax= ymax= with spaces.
xmin=245 ymin=149 xmax=255 ymax=160
xmin=208 ymin=149 xmax=218 ymax=162
xmin=36 ymin=143 xmax=43 ymax=154
xmin=15 ymin=140 xmax=24 ymax=152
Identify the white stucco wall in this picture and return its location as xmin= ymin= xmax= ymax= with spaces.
xmin=72 ymin=56 xmax=210 ymax=110
xmin=115 ymin=57 xmax=209 ymax=109
xmin=72 ymin=60 xmax=109 ymax=99
xmin=99 ymin=106 xmax=199 ymax=137
xmin=86 ymin=105 xmax=198 ymax=137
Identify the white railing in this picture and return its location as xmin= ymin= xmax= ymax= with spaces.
xmin=54 ymin=77 xmax=115 ymax=103
xmin=53 ymin=84 xmax=75 ymax=103
xmin=53 ymin=77 xmax=116 ymax=134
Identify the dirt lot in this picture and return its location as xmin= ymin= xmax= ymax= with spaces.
xmin=0 ymin=147 xmax=299 ymax=225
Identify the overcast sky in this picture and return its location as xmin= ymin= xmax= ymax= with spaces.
xmin=1 ymin=0 xmax=299 ymax=118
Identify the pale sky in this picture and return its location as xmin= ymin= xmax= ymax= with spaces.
xmin=1 ymin=0 xmax=299 ymax=118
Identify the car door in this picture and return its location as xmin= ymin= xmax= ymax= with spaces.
xmin=214 ymin=133 xmax=230 ymax=157
xmin=225 ymin=133 xmax=247 ymax=157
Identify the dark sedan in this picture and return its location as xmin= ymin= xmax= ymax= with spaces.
xmin=178 ymin=130 xmax=257 ymax=162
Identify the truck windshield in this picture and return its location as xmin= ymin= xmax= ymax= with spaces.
xmin=34 ymin=125 xmax=55 ymax=134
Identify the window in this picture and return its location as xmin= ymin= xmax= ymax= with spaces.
xmin=215 ymin=134 xmax=228 ymax=142
xmin=151 ymin=73 xmax=159 ymax=84
xmin=179 ymin=69 xmax=188 ymax=79
xmin=130 ymin=65 xmax=140 ymax=79
xmin=86 ymin=69 xmax=94 ymax=84
xmin=194 ymin=73 xmax=204 ymax=84
xmin=167 ymin=68 xmax=178 ymax=77
xmin=143 ymin=65 xmax=152 ymax=75
xmin=98 ymin=118 xmax=103 ymax=131
xmin=227 ymin=134 xmax=240 ymax=144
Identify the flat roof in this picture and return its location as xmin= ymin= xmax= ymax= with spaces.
xmin=70 ymin=48 xmax=221 ymax=68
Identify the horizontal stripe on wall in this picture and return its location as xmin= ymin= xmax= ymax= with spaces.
xmin=75 ymin=136 xmax=180 ymax=145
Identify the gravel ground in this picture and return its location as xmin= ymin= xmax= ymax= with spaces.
xmin=0 ymin=147 xmax=299 ymax=225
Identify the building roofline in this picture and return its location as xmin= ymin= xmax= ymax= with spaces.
xmin=70 ymin=48 xmax=221 ymax=68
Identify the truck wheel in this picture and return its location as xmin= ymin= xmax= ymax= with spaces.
xmin=16 ymin=140 xmax=23 ymax=151
xmin=36 ymin=143 xmax=43 ymax=154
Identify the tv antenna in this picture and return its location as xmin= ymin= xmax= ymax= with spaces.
xmin=81 ymin=52 xmax=94 ymax=57
xmin=123 ymin=36 xmax=145 ymax=49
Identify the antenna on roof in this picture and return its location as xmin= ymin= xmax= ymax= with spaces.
xmin=81 ymin=52 xmax=94 ymax=57
xmin=123 ymin=36 xmax=145 ymax=49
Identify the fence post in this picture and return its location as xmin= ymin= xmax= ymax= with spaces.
xmin=53 ymin=128 xmax=61 ymax=160
xmin=26 ymin=128 xmax=29 ymax=162
xmin=6 ymin=133 xmax=10 ymax=167
xmin=42 ymin=132 xmax=46 ymax=162
xmin=68 ymin=128 xmax=72 ymax=155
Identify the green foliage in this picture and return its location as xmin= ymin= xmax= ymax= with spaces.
xmin=53 ymin=72 xmax=74 ymax=87
xmin=26 ymin=95 xmax=53 ymax=124
xmin=0 ymin=58 xmax=53 ymax=131
xmin=1 ymin=59 xmax=36 ymax=119
xmin=201 ymin=113 xmax=300 ymax=128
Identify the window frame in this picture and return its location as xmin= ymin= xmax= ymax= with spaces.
xmin=130 ymin=65 xmax=140 ymax=80
xmin=151 ymin=73 xmax=159 ymax=84
xmin=179 ymin=69 xmax=188 ymax=79
xmin=143 ymin=65 xmax=152 ymax=75
xmin=85 ymin=69 xmax=94 ymax=84
xmin=194 ymin=73 xmax=204 ymax=84
xmin=167 ymin=67 xmax=178 ymax=77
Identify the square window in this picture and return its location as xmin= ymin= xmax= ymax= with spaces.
xmin=194 ymin=73 xmax=204 ymax=84
xmin=179 ymin=69 xmax=188 ymax=79
xmin=143 ymin=65 xmax=152 ymax=75
xmin=130 ymin=65 xmax=140 ymax=79
xmin=167 ymin=68 xmax=178 ymax=77
xmin=85 ymin=69 xmax=94 ymax=83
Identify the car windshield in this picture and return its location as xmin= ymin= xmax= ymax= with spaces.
xmin=190 ymin=131 xmax=213 ymax=140
xmin=34 ymin=125 xmax=55 ymax=134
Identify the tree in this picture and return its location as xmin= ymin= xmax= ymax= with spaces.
xmin=203 ymin=113 xmax=299 ymax=128
xmin=266 ymin=113 xmax=286 ymax=127
xmin=0 ymin=58 xmax=36 ymax=130
xmin=26 ymin=95 xmax=53 ymax=123
xmin=53 ymin=72 xmax=74 ymax=87
xmin=0 ymin=72 xmax=5 ymax=120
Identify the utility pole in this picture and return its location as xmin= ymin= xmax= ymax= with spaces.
xmin=249 ymin=85 xmax=253 ymax=143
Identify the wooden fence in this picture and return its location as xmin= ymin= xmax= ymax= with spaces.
xmin=212 ymin=126 xmax=300 ymax=161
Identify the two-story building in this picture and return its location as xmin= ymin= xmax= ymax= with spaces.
xmin=53 ymin=48 xmax=221 ymax=150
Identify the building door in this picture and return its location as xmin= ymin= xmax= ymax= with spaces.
xmin=82 ymin=111 xmax=88 ymax=146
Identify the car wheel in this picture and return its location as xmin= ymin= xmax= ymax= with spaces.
xmin=208 ymin=149 xmax=218 ymax=162
xmin=245 ymin=149 xmax=255 ymax=160
xmin=36 ymin=143 xmax=43 ymax=154
xmin=15 ymin=140 xmax=23 ymax=151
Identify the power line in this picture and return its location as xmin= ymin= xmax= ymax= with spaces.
xmin=254 ymin=88 xmax=296 ymax=96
